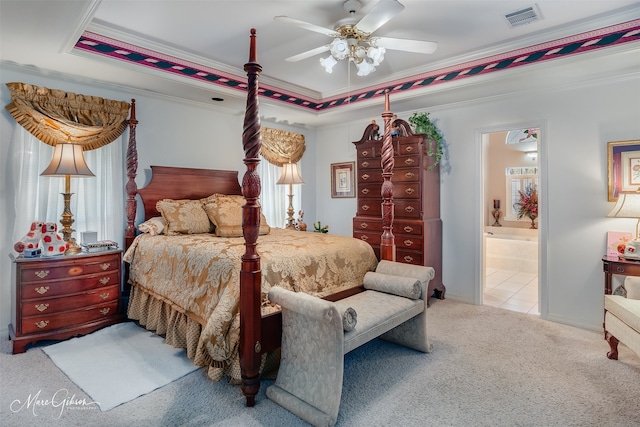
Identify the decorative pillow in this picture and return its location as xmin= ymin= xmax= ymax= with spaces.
xmin=334 ymin=300 xmax=357 ymax=331
xmin=203 ymin=194 xmax=270 ymax=237
xmin=156 ymin=199 xmax=212 ymax=236
xmin=363 ymin=271 xmax=421 ymax=300
xmin=613 ymin=284 xmax=627 ymax=297
xmin=623 ymin=276 xmax=640 ymax=300
xmin=137 ymin=216 xmax=166 ymax=236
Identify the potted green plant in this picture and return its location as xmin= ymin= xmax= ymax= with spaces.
xmin=408 ymin=112 xmax=443 ymax=171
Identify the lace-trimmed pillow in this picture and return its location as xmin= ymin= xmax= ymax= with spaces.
xmin=203 ymin=194 xmax=270 ymax=237
xmin=137 ymin=216 xmax=166 ymax=236
xmin=156 ymin=199 xmax=213 ymax=235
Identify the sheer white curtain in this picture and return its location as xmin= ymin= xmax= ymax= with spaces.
xmin=10 ymin=126 xmax=124 ymax=246
xmin=258 ymin=157 xmax=301 ymax=229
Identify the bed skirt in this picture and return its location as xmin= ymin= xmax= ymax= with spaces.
xmin=127 ymin=285 xmax=276 ymax=384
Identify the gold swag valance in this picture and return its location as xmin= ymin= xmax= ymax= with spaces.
xmin=260 ymin=127 xmax=306 ymax=166
xmin=5 ymin=82 xmax=131 ymax=150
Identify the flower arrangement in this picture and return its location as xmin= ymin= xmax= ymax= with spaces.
xmin=313 ymin=221 xmax=329 ymax=233
xmin=514 ymin=185 xmax=538 ymax=229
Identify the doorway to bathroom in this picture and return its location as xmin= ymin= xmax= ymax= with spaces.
xmin=482 ymin=128 xmax=540 ymax=315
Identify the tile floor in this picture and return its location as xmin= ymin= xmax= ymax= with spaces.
xmin=483 ymin=267 xmax=539 ymax=315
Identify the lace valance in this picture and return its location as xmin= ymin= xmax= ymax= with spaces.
xmin=260 ymin=127 xmax=306 ymax=166
xmin=5 ymin=82 xmax=130 ymax=150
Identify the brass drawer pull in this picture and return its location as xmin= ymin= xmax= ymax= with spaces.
xmin=361 ymin=161 xmax=370 ymax=167
xmin=361 ymin=174 xmax=370 ymax=180
xmin=360 ymin=223 xmax=369 ymax=229
xmin=616 ymin=266 xmax=625 ymax=273
xmin=405 ymin=146 xmax=413 ymax=152
xmin=34 ymin=270 xmax=49 ymax=279
xmin=100 ymin=308 xmax=110 ymax=315
xmin=404 ymin=226 xmax=414 ymax=233
xmin=35 ymin=304 xmax=49 ymax=312
xmin=405 ymin=206 xmax=415 ymax=213
xmin=362 ymin=150 xmax=369 ymax=157
xmin=403 ymin=255 xmax=414 ymax=263
xmin=99 ymin=277 xmax=110 ymax=285
xmin=404 ymin=240 xmax=414 ymax=247
xmin=361 ymin=188 xmax=370 ymax=195
xmin=405 ymin=172 xmax=415 ymax=178
xmin=35 ymin=320 xmax=49 ymax=329
xmin=362 ymin=205 xmax=370 ymax=211
xmin=100 ymin=263 xmax=110 ymax=271
xmin=35 ymin=286 xmax=49 ymax=295
xmin=405 ymin=158 xmax=415 ymax=165
xmin=360 ymin=235 xmax=369 ymax=241
xmin=100 ymin=293 xmax=110 ymax=300
xmin=405 ymin=188 xmax=416 ymax=195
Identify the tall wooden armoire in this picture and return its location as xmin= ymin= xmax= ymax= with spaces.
xmin=352 ymin=119 xmax=445 ymax=300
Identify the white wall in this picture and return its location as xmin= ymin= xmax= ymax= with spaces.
xmin=316 ymin=75 xmax=640 ymax=331
xmin=0 ymin=66 xmax=316 ymax=337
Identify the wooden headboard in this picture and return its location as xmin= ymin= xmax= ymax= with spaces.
xmin=137 ymin=166 xmax=242 ymax=220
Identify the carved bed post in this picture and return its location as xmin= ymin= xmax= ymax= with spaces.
xmin=380 ymin=92 xmax=396 ymax=261
xmin=240 ymin=28 xmax=263 ymax=408
xmin=124 ymin=99 xmax=138 ymax=251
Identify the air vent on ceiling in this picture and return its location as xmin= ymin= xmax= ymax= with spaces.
xmin=504 ymin=5 xmax=542 ymax=28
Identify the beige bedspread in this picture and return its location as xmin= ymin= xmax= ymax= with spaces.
xmin=123 ymin=228 xmax=377 ymax=371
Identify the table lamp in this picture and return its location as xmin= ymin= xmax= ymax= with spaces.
xmin=41 ymin=143 xmax=95 ymax=254
xmin=277 ymin=162 xmax=304 ymax=229
xmin=608 ymin=191 xmax=640 ymax=259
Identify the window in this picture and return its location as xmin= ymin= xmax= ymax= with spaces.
xmin=10 ymin=127 xmax=124 ymax=245
xmin=257 ymin=158 xmax=302 ymax=229
xmin=505 ymin=167 xmax=538 ymax=220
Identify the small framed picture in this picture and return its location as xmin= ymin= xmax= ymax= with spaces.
xmin=607 ymin=139 xmax=640 ymax=202
xmin=331 ymin=162 xmax=355 ymax=198
xmin=607 ymin=231 xmax=633 ymax=257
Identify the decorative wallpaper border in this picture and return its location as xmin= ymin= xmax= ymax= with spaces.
xmin=74 ymin=20 xmax=640 ymax=112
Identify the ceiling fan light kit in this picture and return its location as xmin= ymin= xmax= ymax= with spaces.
xmin=275 ymin=0 xmax=437 ymax=77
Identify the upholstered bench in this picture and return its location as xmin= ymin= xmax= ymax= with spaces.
xmin=605 ymin=276 xmax=640 ymax=360
xmin=266 ymin=260 xmax=434 ymax=427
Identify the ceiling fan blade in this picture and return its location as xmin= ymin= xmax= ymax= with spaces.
xmin=285 ymin=45 xmax=330 ymax=62
xmin=274 ymin=16 xmax=338 ymax=37
xmin=356 ymin=0 xmax=405 ymax=35
xmin=372 ymin=37 xmax=438 ymax=54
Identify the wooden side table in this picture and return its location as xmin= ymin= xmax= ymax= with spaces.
xmin=602 ymin=255 xmax=640 ymax=295
xmin=9 ymin=250 xmax=124 ymax=354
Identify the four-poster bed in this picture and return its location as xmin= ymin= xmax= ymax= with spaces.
xmin=122 ymin=30 xmax=414 ymax=407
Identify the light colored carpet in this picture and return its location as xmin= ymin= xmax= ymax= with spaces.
xmin=41 ymin=322 xmax=198 ymax=411
xmin=2 ymin=299 xmax=640 ymax=426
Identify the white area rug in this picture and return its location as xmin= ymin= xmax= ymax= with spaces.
xmin=42 ymin=322 xmax=198 ymax=411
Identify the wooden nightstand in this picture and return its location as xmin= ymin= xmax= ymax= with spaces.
xmin=9 ymin=250 xmax=124 ymax=354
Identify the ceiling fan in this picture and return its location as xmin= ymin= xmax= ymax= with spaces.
xmin=274 ymin=0 xmax=438 ymax=76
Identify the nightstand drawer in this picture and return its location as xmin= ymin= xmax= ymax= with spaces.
xmin=21 ymin=271 xmax=120 ymax=299
xmin=19 ymin=254 xmax=120 ymax=283
xmin=21 ymin=300 xmax=118 ymax=334
xmin=21 ymin=284 xmax=120 ymax=316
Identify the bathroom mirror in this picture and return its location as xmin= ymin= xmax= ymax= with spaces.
xmin=608 ymin=139 xmax=640 ymax=202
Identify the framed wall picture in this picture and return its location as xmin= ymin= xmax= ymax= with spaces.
xmin=331 ymin=162 xmax=355 ymax=198
xmin=608 ymin=139 xmax=640 ymax=202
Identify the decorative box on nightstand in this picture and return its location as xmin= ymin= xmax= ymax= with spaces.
xmin=9 ymin=249 xmax=124 ymax=354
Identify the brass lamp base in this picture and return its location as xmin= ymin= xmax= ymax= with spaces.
xmin=65 ymin=237 xmax=82 ymax=255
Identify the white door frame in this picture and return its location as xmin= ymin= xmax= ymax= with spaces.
xmin=475 ymin=120 xmax=548 ymax=319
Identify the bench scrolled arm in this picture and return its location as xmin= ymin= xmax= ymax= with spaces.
xmin=269 ymin=286 xmax=339 ymax=324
